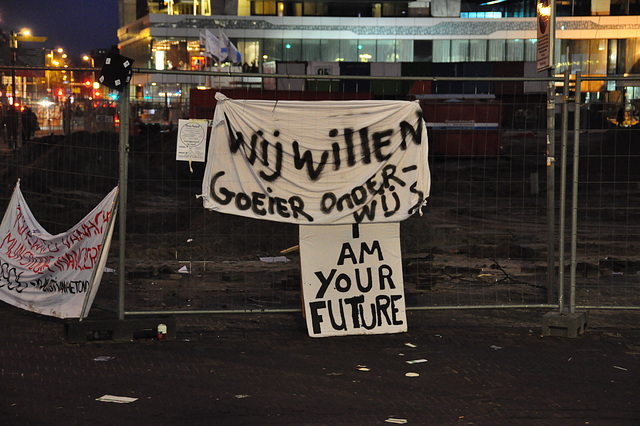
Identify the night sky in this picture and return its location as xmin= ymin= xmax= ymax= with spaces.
xmin=0 ymin=0 xmax=120 ymax=58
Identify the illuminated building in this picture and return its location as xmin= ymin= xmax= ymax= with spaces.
xmin=117 ymin=1 xmax=640 ymax=102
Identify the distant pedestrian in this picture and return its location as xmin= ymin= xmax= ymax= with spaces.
xmin=22 ymin=106 xmax=38 ymax=140
xmin=63 ymin=101 xmax=71 ymax=135
xmin=616 ymin=107 xmax=625 ymax=127
xmin=0 ymin=104 xmax=4 ymax=142
xmin=5 ymin=105 xmax=19 ymax=150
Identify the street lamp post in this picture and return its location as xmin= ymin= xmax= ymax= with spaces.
xmin=8 ymin=29 xmax=47 ymax=149
xmin=9 ymin=31 xmax=22 ymax=150
xmin=83 ymin=54 xmax=96 ymax=96
xmin=10 ymin=32 xmax=17 ymax=104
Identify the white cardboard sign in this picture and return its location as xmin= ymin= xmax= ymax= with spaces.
xmin=300 ymin=222 xmax=406 ymax=337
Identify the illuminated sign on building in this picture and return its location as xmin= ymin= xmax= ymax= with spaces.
xmin=191 ymin=56 xmax=206 ymax=70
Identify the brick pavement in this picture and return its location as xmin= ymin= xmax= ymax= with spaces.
xmin=1 ymin=304 xmax=639 ymax=425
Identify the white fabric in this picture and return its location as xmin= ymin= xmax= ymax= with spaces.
xmin=0 ymin=182 xmax=118 ymax=319
xmin=300 ymin=222 xmax=406 ymax=337
xmin=219 ymin=29 xmax=241 ymax=63
xmin=199 ymin=28 xmax=221 ymax=61
xmin=201 ymin=93 xmax=430 ymax=225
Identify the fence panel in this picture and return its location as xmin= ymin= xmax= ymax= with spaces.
xmin=115 ymin=71 xmax=557 ymax=314
xmin=1 ymin=66 xmax=638 ymax=316
xmin=574 ymin=76 xmax=640 ymax=309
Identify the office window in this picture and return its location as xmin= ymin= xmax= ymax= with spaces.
xmin=377 ymin=40 xmax=396 ymax=62
xmin=616 ymin=39 xmax=626 ymax=74
xmin=283 ymin=39 xmax=302 ymax=61
xmin=252 ymin=1 xmax=278 ymax=15
xmin=263 ymin=38 xmax=283 ymax=61
xmin=460 ymin=11 xmax=502 ymax=18
xmin=525 ymin=39 xmax=537 ymax=61
xmin=624 ymin=39 xmax=640 ymax=74
xmin=303 ymin=1 xmax=328 ymax=15
xmin=413 ymin=40 xmax=432 ymax=62
xmin=469 ymin=40 xmax=487 ymax=61
xmin=396 ymin=40 xmax=413 ymax=62
xmin=488 ymin=39 xmax=505 ymax=61
xmin=556 ymin=40 xmax=568 ymax=73
xmin=239 ymin=40 xmax=261 ymax=66
xmin=358 ymin=40 xmax=377 ymax=62
xmin=302 ymin=39 xmax=322 ymax=61
xmin=451 ymin=40 xmax=469 ymax=62
xmin=321 ymin=39 xmax=341 ymax=62
xmin=506 ymin=39 xmax=524 ymax=61
xmin=571 ymin=39 xmax=589 ymax=74
xmin=587 ymin=39 xmax=607 ymax=75
xmin=433 ymin=40 xmax=451 ymax=63
xmin=340 ymin=39 xmax=358 ymax=62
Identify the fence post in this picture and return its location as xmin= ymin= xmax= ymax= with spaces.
xmin=118 ymin=85 xmax=131 ymax=320
xmin=558 ymin=71 xmax=570 ymax=313
xmin=546 ymin=72 xmax=556 ymax=304
xmin=541 ymin=71 xmax=588 ymax=337
xmin=569 ymin=72 xmax=581 ymax=314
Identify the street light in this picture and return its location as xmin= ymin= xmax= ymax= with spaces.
xmin=83 ymin=54 xmax=96 ymax=98
xmin=10 ymin=29 xmax=48 ymax=101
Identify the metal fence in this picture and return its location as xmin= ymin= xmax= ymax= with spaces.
xmin=1 ymin=66 xmax=638 ymax=319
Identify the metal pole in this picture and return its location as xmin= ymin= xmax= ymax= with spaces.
xmin=569 ymin=72 xmax=581 ymax=314
xmin=545 ymin=0 xmax=557 ymax=305
xmin=79 ymin=193 xmax=120 ymax=321
xmin=546 ymin=73 xmax=556 ymax=304
xmin=10 ymin=32 xmax=17 ymax=103
xmin=118 ymin=85 xmax=131 ymax=320
xmin=10 ymin=31 xmax=22 ymax=150
xmin=558 ymin=70 xmax=570 ymax=313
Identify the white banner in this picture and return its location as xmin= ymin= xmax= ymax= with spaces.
xmin=300 ymin=222 xmax=406 ymax=337
xmin=0 ymin=182 xmax=118 ymax=319
xmin=201 ymin=93 xmax=430 ymax=224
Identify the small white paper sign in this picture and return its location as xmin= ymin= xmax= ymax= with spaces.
xmin=176 ymin=119 xmax=207 ymax=162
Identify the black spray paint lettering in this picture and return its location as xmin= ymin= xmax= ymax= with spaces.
xmin=224 ymin=111 xmax=423 ymax=182
xmin=309 ymin=294 xmax=404 ymax=334
xmin=320 ymin=164 xmax=412 ymax=223
xmin=35 ymin=279 xmax=88 ymax=294
xmin=209 ymin=171 xmax=314 ymax=222
xmin=226 ymin=118 xmax=284 ymax=182
xmin=0 ymin=260 xmax=24 ymax=292
xmin=313 ymin=240 xmax=393 ymax=299
xmin=4 ymin=275 xmax=89 ymax=294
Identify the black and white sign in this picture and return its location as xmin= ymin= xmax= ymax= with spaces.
xmin=176 ymin=119 xmax=207 ymax=162
xmin=300 ymin=222 xmax=406 ymax=337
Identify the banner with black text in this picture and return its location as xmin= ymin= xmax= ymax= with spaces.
xmin=0 ymin=182 xmax=118 ymax=319
xmin=201 ymin=93 xmax=430 ymax=224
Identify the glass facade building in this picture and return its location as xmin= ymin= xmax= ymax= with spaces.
xmin=117 ymin=0 xmax=640 ymax=100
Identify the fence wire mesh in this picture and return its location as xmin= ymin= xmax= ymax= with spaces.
xmin=0 ymin=67 xmax=638 ymax=315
